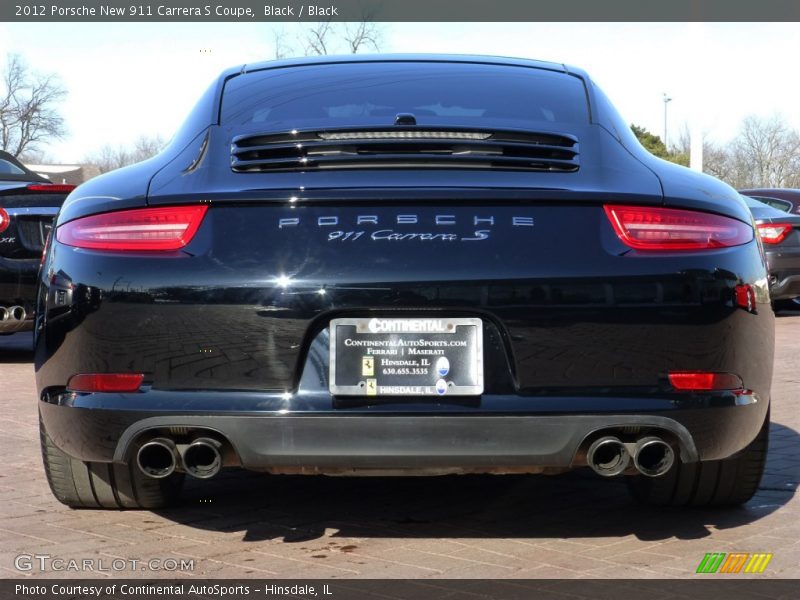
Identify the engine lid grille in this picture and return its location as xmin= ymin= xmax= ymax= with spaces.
xmin=231 ymin=128 xmax=579 ymax=173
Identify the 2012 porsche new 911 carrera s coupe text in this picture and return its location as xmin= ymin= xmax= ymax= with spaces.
xmin=36 ymin=55 xmax=773 ymax=509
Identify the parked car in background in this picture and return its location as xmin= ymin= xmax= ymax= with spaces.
xmin=740 ymin=188 xmax=800 ymax=215
xmin=742 ymin=194 xmax=800 ymax=310
xmin=37 ymin=55 xmax=772 ymax=510
xmin=0 ymin=150 xmax=75 ymax=334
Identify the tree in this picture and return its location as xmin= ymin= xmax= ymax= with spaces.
xmin=631 ymin=124 xmax=689 ymax=166
xmin=270 ymin=20 xmax=384 ymax=57
xmin=726 ymin=115 xmax=800 ymax=189
xmin=674 ymin=124 xmax=732 ymax=182
xmin=0 ymin=54 xmax=67 ymax=157
xmin=84 ymin=134 xmax=166 ymax=174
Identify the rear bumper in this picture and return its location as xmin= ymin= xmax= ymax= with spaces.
xmin=765 ymin=247 xmax=800 ymax=300
xmin=39 ymin=389 xmax=768 ymax=470
xmin=0 ymin=257 xmax=37 ymax=332
xmin=769 ymin=273 xmax=800 ymax=301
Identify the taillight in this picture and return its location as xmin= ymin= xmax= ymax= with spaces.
xmin=604 ymin=205 xmax=753 ymax=250
xmin=27 ymin=183 xmax=76 ymax=193
xmin=57 ymin=205 xmax=207 ymax=251
xmin=0 ymin=207 xmax=8 ymax=233
xmin=756 ymin=223 xmax=793 ymax=245
xmin=67 ymin=373 xmax=144 ymax=393
xmin=668 ymin=371 xmax=744 ymax=392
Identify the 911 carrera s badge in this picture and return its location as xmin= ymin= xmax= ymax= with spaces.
xmin=278 ymin=212 xmax=533 ymax=243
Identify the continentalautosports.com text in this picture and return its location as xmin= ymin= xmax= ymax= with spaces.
xmin=13 ymin=553 xmax=194 ymax=573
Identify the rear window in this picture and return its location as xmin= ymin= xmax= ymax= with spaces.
xmin=748 ymin=196 xmax=792 ymax=213
xmin=221 ymin=62 xmax=589 ymax=130
xmin=0 ymin=158 xmax=26 ymax=176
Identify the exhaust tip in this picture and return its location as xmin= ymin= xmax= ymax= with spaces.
xmin=633 ymin=437 xmax=675 ymax=477
xmin=0 ymin=307 xmax=8 ymax=322
xmin=586 ymin=436 xmax=630 ymax=477
xmin=9 ymin=306 xmax=25 ymax=321
xmin=183 ymin=437 xmax=222 ymax=479
xmin=136 ymin=438 xmax=178 ymax=479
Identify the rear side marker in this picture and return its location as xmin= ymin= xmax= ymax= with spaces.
xmin=668 ymin=371 xmax=744 ymax=392
xmin=67 ymin=373 xmax=144 ymax=393
xmin=604 ymin=205 xmax=753 ymax=250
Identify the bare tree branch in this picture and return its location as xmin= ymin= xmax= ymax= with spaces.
xmin=0 ymin=54 xmax=67 ymax=157
xmin=343 ymin=20 xmax=382 ymax=53
xmin=304 ymin=20 xmax=335 ymax=55
xmin=271 ymin=28 xmax=294 ymax=59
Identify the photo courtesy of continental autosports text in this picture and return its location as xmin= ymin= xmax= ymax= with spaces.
xmin=13 ymin=583 xmax=333 ymax=597
xmin=0 ymin=1 xmax=799 ymax=599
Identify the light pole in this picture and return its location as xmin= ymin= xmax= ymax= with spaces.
xmin=663 ymin=93 xmax=672 ymax=149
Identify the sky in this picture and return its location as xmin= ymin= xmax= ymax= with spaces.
xmin=1 ymin=22 xmax=799 ymax=163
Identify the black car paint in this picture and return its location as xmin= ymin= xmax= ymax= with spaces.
xmin=36 ymin=56 xmax=773 ymax=475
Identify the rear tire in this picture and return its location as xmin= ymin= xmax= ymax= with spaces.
xmin=40 ymin=420 xmax=183 ymax=509
xmin=627 ymin=410 xmax=769 ymax=507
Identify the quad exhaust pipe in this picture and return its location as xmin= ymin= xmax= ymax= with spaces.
xmin=633 ymin=436 xmax=675 ymax=478
xmin=136 ymin=435 xmax=223 ymax=479
xmin=0 ymin=305 xmax=28 ymax=332
xmin=0 ymin=306 xmax=26 ymax=322
xmin=586 ymin=436 xmax=630 ymax=477
xmin=182 ymin=437 xmax=223 ymax=479
xmin=136 ymin=438 xmax=178 ymax=479
xmin=586 ymin=434 xmax=675 ymax=478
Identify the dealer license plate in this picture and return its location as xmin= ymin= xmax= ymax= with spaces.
xmin=329 ymin=317 xmax=483 ymax=396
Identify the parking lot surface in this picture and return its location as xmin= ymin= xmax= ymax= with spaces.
xmin=1 ymin=315 xmax=799 ymax=579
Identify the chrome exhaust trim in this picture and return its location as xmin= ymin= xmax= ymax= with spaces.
xmin=182 ymin=437 xmax=223 ymax=479
xmin=586 ymin=436 xmax=630 ymax=477
xmin=633 ymin=436 xmax=675 ymax=477
xmin=136 ymin=438 xmax=179 ymax=479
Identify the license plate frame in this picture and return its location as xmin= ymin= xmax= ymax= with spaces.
xmin=329 ymin=317 xmax=484 ymax=397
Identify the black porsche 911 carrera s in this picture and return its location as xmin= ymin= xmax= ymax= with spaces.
xmin=35 ymin=55 xmax=773 ymax=509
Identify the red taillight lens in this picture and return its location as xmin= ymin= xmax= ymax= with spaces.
xmin=27 ymin=183 xmax=76 ymax=193
xmin=0 ymin=207 xmax=9 ymax=233
xmin=756 ymin=223 xmax=793 ymax=245
xmin=57 ymin=205 xmax=207 ymax=251
xmin=68 ymin=373 xmax=144 ymax=393
xmin=604 ymin=205 xmax=753 ymax=250
xmin=668 ymin=371 xmax=744 ymax=391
